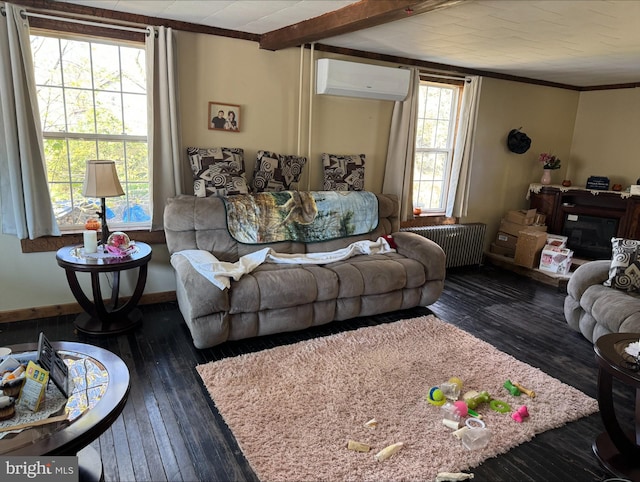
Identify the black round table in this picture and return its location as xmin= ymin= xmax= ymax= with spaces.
xmin=1 ymin=342 xmax=130 ymax=480
xmin=593 ymin=332 xmax=640 ymax=481
xmin=56 ymin=241 xmax=152 ymax=335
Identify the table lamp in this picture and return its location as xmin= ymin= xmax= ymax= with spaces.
xmin=82 ymin=160 xmax=124 ymax=248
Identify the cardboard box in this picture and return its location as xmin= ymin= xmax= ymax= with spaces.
xmin=499 ymin=219 xmax=547 ymax=238
xmin=504 ymin=209 xmax=537 ymax=225
xmin=539 ymin=246 xmax=573 ymax=275
xmin=534 ymin=212 xmax=546 ymax=225
xmin=546 ymin=234 xmax=568 ymax=249
xmin=490 ymin=242 xmax=515 ymax=258
xmin=514 ymin=229 xmax=548 ymax=268
xmin=495 ymin=231 xmax=518 ymax=250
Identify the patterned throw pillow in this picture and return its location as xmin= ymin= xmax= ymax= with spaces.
xmin=252 ymin=150 xmax=307 ymax=192
xmin=322 ymin=153 xmax=365 ymax=191
xmin=604 ymin=238 xmax=640 ymax=291
xmin=187 ymin=147 xmax=249 ymax=197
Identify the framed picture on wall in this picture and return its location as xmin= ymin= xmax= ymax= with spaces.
xmin=208 ymin=102 xmax=241 ymax=132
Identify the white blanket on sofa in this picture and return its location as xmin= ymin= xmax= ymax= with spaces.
xmin=172 ymin=237 xmax=395 ymax=290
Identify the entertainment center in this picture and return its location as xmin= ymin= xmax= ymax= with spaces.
xmin=528 ymin=184 xmax=640 ymax=259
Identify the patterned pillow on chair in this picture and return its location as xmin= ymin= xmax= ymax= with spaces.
xmin=604 ymin=237 xmax=640 ymax=291
xmin=322 ymin=153 xmax=365 ymax=191
xmin=252 ymin=150 xmax=307 ymax=192
xmin=187 ymin=147 xmax=249 ymax=197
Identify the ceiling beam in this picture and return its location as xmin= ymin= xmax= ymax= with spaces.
xmin=259 ymin=0 xmax=462 ymax=51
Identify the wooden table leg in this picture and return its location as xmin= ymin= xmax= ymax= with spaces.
xmin=73 ymin=267 xmax=147 ymax=335
xmin=593 ymin=365 xmax=640 ymax=480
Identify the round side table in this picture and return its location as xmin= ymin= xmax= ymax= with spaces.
xmin=593 ymin=332 xmax=640 ymax=481
xmin=56 ymin=241 xmax=152 ymax=335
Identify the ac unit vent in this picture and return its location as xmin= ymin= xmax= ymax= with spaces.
xmin=316 ymin=58 xmax=410 ymax=102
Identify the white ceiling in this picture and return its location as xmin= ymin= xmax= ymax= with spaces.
xmin=54 ymin=0 xmax=640 ymax=87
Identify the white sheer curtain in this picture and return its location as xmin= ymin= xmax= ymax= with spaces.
xmin=446 ymin=76 xmax=482 ymax=218
xmin=146 ymin=26 xmax=183 ymax=230
xmin=382 ymin=68 xmax=420 ymax=222
xmin=0 ymin=3 xmax=59 ymax=239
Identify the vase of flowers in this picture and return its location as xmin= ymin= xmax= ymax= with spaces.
xmin=538 ymin=153 xmax=561 ymax=185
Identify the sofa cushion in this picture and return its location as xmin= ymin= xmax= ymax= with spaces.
xmin=252 ymin=150 xmax=307 ymax=192
xmin=322 ymin=153 xmax=365 ymax=191
xmin=583 ymin=284 xmax=640 ymax=333
xmin=227 ymin=254 xmax=420 ymax=315
xmin=187 ymin=147 xmax=249 ymax=197
xmin=604 ymin=237 xmax=640 ymax=291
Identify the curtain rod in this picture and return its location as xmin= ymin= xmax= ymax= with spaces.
xmin=420 ymin=71 xmax=469 ymax=82
xmin=18 ymin=9 xmax=151 ymax=35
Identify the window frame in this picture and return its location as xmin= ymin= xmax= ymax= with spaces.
xmin=30 ymin=27 xmax=151 ymax=234
xmin=413 ymin=78 xmax=464 ymax=216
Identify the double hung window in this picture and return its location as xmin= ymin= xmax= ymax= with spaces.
xmin=31 ymin=32 xmax=150 ymax=231
xmin=413 ymin=81 xmax=461 ymax=214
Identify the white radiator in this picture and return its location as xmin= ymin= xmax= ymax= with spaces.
xmin=400 ymin=223 xmax=486 ymax=268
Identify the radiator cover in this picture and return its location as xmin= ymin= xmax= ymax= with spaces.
xmin=400 ymin=223 xmax=486 ymax=268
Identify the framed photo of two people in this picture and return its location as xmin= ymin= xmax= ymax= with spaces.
xmin=209 ymin=101 xmax=241 ymax=132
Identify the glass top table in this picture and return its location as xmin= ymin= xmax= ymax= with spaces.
xmin=0 ymin=341 xmax=129 ymax=456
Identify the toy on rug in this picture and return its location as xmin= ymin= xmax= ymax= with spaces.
xmin=451 ymin=400 xmax=481 ymax=419
xmin=463 ymin=390 xmax=511 ymax=413
xmin=428 ymin=377 xmax=463 ymax=406
xmin=461 ymin=425 xmax=492 ymax=450
xmin=440 ymin=377 xmax=463 ymax=400
xmin=435 ymin=472 xmax=474 ymax=481
xmin=427 ymin=387 xmax=447 ymax=406
xmin=462 ymin=390 xmax=491 ymax=410
xmin=511 ymin=405 xmax=530 ymax=423
xmin=363 ymin=418 xmax=378 ymax=429
xmin=512 ymin=382 xmax=536 ymax=398
xmin=489 ymin=399 xmax=511 ymax=413
xmin=374 ymin=442 xmax=404 ymax=462
xmin=347 ymin=440 xmax=371 ymax=452
xmin=503 ymin=380 xmax=521 ymax=396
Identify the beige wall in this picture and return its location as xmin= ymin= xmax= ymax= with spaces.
xmin=466 ymin=78 xmax=579 ymax=249
xmin=178 ymin=32 xmax=394 ymax=192
xmin=569 ymin=88 xmax=640 ymax=187
xmin=1 ymin=30 xmax=638 ymax=314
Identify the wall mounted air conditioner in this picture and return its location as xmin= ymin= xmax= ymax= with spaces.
xmin=316 ymin=58 xmax=410 ymax=101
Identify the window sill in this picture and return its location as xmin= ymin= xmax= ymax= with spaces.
xmin=20 ymin=229 xmax=166 ymax=253
xmin=400 ymin=215 xmax=458 ymax=229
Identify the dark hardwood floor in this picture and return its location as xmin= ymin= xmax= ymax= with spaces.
xmin=1 ymin=265 xmax=635 ymax=482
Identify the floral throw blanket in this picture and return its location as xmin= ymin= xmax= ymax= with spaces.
xmin=223 ymin=191 xmax=379 ymax=244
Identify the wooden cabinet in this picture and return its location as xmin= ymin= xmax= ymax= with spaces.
xmin=528 ymin=185 xmax=640 ymax=241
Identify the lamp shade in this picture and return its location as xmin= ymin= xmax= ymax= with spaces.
xmin=82 ymin=160 xmax=124 ymax=198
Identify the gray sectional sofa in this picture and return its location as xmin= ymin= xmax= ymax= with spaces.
xmin=164 ymin=192 xmax=446 ymax=349
xmin=564 ymin=259 xmax=640 ymax=342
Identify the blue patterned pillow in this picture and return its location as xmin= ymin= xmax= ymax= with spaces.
xmin=322 ymin=153 xmax=365 ymax=191
xmin=252 ymin=150 xmax=307 ymax=192
xmin=604 ymin=238 xmax=640 ymax=291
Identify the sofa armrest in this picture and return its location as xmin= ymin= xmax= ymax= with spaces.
xmin=171 ymin=255 xmax=230 ymax=318
xmin=566 ymin=259 xmax=611 ymax=300
xmin=391 ymin=231 xmax=446 ymax=280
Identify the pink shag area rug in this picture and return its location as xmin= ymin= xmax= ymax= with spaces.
xmin=196 ymin=315 xmax=598 ymax=481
